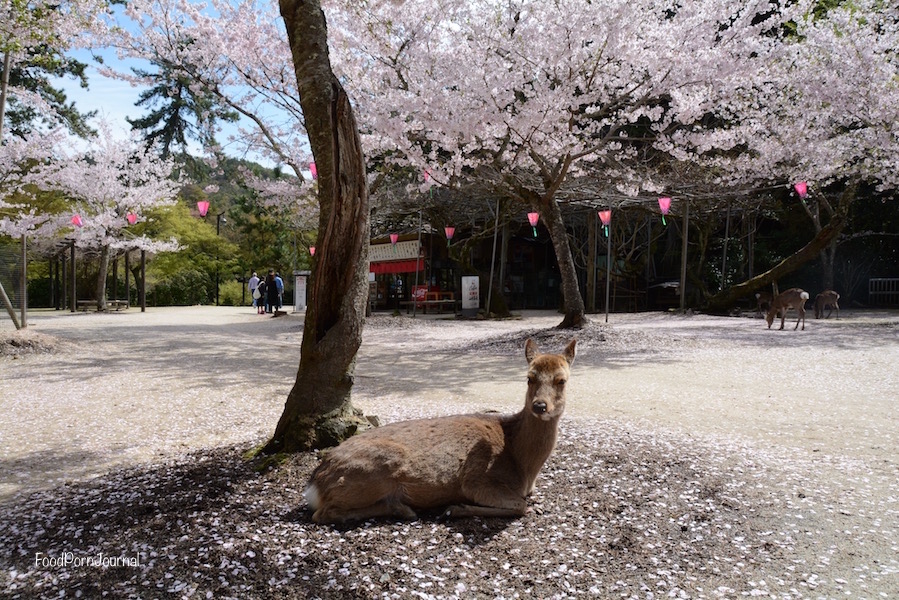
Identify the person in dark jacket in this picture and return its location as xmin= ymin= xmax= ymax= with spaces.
xmin=265 ymin=270 xmax=278 ymax=314
xmin=256 ymin=277 xmax=268 ymax=314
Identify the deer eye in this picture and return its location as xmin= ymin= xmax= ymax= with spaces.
xmin=554 ymin=378 xmax=566 ymax=386
xmin=527 ymin=376 xmax=536 ymax=385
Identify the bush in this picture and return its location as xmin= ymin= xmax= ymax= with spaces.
xmin=151 ymin=270 xmax=209 ymax=305
xmin=218 ymin=280 xmax=247 ymax=306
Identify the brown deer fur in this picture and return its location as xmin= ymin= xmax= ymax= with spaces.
xmin=766 ymin=288 xmax=810 ymax=330
xmin=814 ymin=290 xmax=840 ymax=319
xmin=755 ymin=291 xmax=773 ymax=315
xmin=304 ymin=338 xmax=577 ymax=523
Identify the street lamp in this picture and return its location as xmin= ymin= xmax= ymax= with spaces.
xmin=598 ymin=210 xmax=612 ymax=323
xmin=197 ymin=201 xmax=227 ymax=305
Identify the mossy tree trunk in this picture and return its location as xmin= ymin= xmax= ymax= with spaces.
xmin=263 ymin=0 xmax=371 ymax=453
xmin=704 ymin=183 xmax=855 ymax=314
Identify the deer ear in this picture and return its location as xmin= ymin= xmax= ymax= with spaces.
xmin=563 ymin=339 xmax=577 ymax=365
xmin=525 ymin=338 xmax=538 ymax=364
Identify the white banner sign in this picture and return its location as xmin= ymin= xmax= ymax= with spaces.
xmin=369 ymin=240 xmax=420 ymax=262
xmin=462 ymin=276 xmax=479 ymax=315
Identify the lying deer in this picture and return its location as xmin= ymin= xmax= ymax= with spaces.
xmin=304 ymin=338 xmax=577 ymax=524
xmin=814 ymin=290 xmax=840 ymax=319
xmin=765 ymin=288 xmax=810 ymax=330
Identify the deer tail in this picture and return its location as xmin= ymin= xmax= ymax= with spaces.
xmin=304 ymin=483 xmax=321 ymax=510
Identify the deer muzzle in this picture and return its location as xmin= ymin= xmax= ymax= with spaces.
xmin=532 ymin=401 xmax=548 ymax=415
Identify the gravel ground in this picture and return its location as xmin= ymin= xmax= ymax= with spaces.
xmin=1 ymin=306 xmax=898 ymax=599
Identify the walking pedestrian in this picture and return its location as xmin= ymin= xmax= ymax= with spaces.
xmin=248 ymin=272 xmax=260 ymax=309
xmin=274 ymin=272 xmax=284 ymax=310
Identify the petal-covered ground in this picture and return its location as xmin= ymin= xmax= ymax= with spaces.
xmin=1 ymin=307 xmax=897 ymax=598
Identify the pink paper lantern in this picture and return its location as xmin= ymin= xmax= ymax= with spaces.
xmin=658 ymin=197 xmax=672 ymax=225
xmin=598 ymin=210 xmax=611 ymax=226
xmin=794 ymin=181 xmax=808 ymax=198
xmin=197 ymin=200 xmax=210 ymax=217
xmin=444 ymin=225 xmax=455 ymax=248
xmin=389 ymin=233 xmax=399 ymax=245
xmin=71 ymin=214 xmax=83 ymax=227
xmin=126 ymin=213 xmax=138 ymax=225
xmin=598 ymin=209 xmax=611 ymax=237
xmin=527 ymin=212 xmax=539 ymax=238
xmin=310 ymin=162 xmax=317 ymax=180
xmin=309 ymin=246 xmax=316 ymax=256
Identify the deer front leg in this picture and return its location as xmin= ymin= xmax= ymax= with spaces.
xmin=442 ymin=502 xmax=527 ymax=519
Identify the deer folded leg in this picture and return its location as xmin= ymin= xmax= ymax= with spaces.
xmin=445 ymin=482 xmax=528 ymax=518
xmin=313 ymin=498 xmax=418 ymax=524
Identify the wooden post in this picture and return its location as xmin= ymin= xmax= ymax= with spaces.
xmin=486 ymin=199 xmax=500 ymax=317
xmin=112 ymin=256 xmax=118 ymax=302
xmin=140 ymin=250 xmax=147 ymax=312
xmin=721 ymin=200 xmax=731 ymax=291
xmin=20 ymin=234 xmax=26 ymax=328
xmin=125 ymin=252 xmax=131 ymax=307
xmin=604 ymin=218 xmax=612 ymax=323
xmin=679 ymin=200 xmax=690 ymax=313
xmin=61 ymin=251 xmax=67 ymax=311
xmin=70 ymin=241 xmax=76 ymax=313
xmin=587 ymin=212 xmax=597 ymax=313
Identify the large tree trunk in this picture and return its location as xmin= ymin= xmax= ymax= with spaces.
xmin=820 ymin=241 xmax=837 ymax=291
xmin=263 ymin=0 xmax=371 ymax=454
xmin=704 ymin=184 xmax=855 ymax=314
xmin=540 ymin=198 xmax=588 ymax=329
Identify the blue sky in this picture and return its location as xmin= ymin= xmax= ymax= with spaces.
xmin=57 ymin=49 xmax=146 ymax=138
xmin=55 ymin=48 xmax=272 ymax=166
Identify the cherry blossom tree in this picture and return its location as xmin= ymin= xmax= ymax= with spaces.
xmin=13 ymin=122 xmax=181 ymax=310
xmin=697 ymin=0 xmax=899 ymax=310
xmin=0 ymin=0 xmax=110 ymax=139
xmin=329 ymin=0 xmax=809 ymax=327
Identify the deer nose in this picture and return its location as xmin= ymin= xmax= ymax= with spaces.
xmin=532 ymin=401 xmax=547 ymax=414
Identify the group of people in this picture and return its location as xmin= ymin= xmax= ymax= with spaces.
xmin=248 ymin=270 xmax=284 ymax=314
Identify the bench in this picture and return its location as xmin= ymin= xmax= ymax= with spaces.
xmin=402 ymin=291 xmax=458 ymax=314
xmin=77 ymin=299 xmax=129 ymax=312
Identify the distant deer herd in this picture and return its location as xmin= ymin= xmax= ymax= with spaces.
xmin=756 ymin=287 xmax=840 ymax=330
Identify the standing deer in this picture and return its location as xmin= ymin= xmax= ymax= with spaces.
xmin=814 ymin=290 xmax=840 ymax=319
xmin=304 ymin=338 xmax=577 ymax=524
xmin=765 ymin=288 xmax=810 ymax=330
